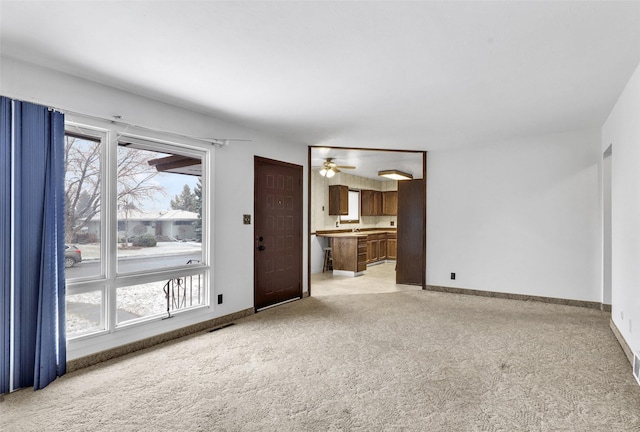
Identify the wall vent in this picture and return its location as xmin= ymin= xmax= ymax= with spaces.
xmin=633 ymin=352 xmax=640 ymax=386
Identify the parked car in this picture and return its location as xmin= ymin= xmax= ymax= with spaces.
xmin=64 ymin=244 xmax=82 ymax=268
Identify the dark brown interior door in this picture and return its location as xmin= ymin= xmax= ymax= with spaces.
xmin=254 ymin=156 xmax=303 ymax=310
xmin=396 ymin=178 xmax=426 ymax=286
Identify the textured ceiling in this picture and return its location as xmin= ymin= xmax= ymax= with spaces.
xmin=2 ymin=1 xmax=640 ymax=154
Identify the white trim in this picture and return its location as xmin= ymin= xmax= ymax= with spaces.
xmin=63 ymin=115 xmax=214 ymax=360
xmin=333 ymin=269 xmax=364 ymax=277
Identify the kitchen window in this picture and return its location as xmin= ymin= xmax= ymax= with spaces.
xmin=340 ymin=189 xmax=360 ymax=223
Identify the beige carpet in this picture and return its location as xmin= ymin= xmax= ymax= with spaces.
xmin=2 ymin=289 xmax=640 ymax=431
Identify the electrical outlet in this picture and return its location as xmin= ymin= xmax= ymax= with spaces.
xmin=451 ymin=272 xmax=456 ymax=280
xmin=243 ymin=214 xmax=251 ymax=225
xmin=335 ymin=221 xmax=339 ymax=227
xmin=390 ymin=221 xmax=394 ymax=226
xmin=217 ymin=294 xmax=223 ymax=304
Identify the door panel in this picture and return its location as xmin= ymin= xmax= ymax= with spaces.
xmin=396 ymin=179 xmax=426 ymax=286
xmin=254 ymin=157 xmax=303 ymax=310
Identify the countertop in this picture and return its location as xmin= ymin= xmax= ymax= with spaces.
xmin=315 ymin=230 xmax=396 ymax=238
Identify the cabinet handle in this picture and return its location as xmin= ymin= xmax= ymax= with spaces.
xmin=258 ymin=245 xmax=266 ymax=251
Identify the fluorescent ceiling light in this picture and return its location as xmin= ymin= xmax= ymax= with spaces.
xmin=378 ymin=169 xmax=413 ymax=181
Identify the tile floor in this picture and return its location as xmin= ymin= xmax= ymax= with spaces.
xmin=310 ymin=261 xmax=423 ymax=296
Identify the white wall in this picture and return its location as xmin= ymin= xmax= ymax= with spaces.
xmin=1 ymin=57 xmax=308 ymax=358
xmin=427 ymin=129 xmax=602 ymax=302
xmin=602 ymin=60 xmax=640 ymax=356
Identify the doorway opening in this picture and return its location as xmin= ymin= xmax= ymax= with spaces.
xmin=308 ymin=146 xmax=426 ymax=297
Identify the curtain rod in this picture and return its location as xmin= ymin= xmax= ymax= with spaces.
xmin=59 ymin=108 xmax=251 ymax=148
xmin=3 ymin=94 xmax=250 ymax=148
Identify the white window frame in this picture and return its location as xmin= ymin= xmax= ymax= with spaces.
xmin=64 ymin=116 xmax=214 ymax=359
xmin=340 ymin=189 xmax=360 ymax=223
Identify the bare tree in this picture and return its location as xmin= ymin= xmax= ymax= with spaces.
xmin=64 ymin=136 xmax=101 ymax=243
xmin=64 ymin=136 xmax=166 ymax=243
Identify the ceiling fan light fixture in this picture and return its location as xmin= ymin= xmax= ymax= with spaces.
xmin=378 ymin=169 xmax=413 ymax=181
xmin=319 ymin=168 xmax=328 ymax=176
xmin=325 ymin=168 xmax=336 ymax=178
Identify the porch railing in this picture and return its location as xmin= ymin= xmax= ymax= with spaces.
xmin=162 ymin=260 xmax=202 ymax=319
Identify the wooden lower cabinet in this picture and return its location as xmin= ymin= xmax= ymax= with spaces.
xmin=366 ymin=233 xmax=393 ymax=264
xmin=330 ymin=236 xmax=367 ymax=275
xmin=386 ymin=234 xmax=397 ymax=260
xmin=367 ymin=237 xmax=379 ymax=263
xmin=379 ymin=239 xmax=387 ymax=259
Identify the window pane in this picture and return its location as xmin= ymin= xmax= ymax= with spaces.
xmin=66 ymin=290 xmax=104 ymax=337
xmin=117 ymin=274 xmax=205 ymax=324
xmin=64 ymin=134 xmax=102 ymax=278
xmin=340 ymin=190 xmax=360 ymax=222
xmin=116 ymin=144 xmax=203 ymax=273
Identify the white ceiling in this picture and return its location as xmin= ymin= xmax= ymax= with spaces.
xmin=2 ymin=1 xmax=640 ymax=159
xmin=311 ymin=147 xmax=424 ymax=181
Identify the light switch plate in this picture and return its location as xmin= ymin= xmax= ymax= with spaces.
xmin=243 ymin=214 xmax=251 ymax=224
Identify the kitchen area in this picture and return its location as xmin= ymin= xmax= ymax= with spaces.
xmin=310 ymin=147 xmax=425 ymax=290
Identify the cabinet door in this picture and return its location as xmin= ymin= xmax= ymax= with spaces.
xmin=329 ymin=185 xmax=349 ymax=215
xmin=372 ymin=191 xmax=382 ymax=216
xmin=361 ymin=190 xmax=374 ymax=216
xmin=386 ymin=238 xmax=397 ymax=260
xmin=379 ymin=239 xmax=387 ymax=260
xmin=362 ymin=190 xmax=382 ymax=216
xmin=382 ymin=191 xmax=398 ymax=216
xmin=367 ymin=238 xmax=378 ymax=263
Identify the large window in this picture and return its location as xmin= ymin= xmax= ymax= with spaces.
xmin=64 ymin=123 xmax=209 ymax=340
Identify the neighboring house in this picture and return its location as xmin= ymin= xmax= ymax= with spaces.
xmin=86 ymin=209 xmax=199 ymax=241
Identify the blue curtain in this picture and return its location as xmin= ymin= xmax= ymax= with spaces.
xmin=0 ymin=98 xmax=11 ymax=394
xmin=0 ymin=97 xmax=66 ymax=393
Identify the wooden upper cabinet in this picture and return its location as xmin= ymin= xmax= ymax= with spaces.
xmin=382 ymin=191 xmax=398 ymax=216
xmin=361 ymin=189 xmax=382 ymax=216
xmin=328 ymin=185 xmax=349 ymax=215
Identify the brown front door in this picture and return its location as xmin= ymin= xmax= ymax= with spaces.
xmin=396 ymin=178 xmax=426 ymax=286
xmin=254 ymin=156 xmax=303 ymax=310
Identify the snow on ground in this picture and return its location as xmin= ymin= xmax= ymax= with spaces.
xmin=66 ymin=241 xmax=204 ymax=338
xmin=75 ymin=241 xmax=201 ymax=260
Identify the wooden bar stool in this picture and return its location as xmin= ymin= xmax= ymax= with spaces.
xmin=322 ymin=247 xmax=333 ymax=272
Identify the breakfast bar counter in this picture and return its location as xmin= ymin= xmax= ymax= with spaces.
xmin=316 ymin=230 xmax=396 ymax=276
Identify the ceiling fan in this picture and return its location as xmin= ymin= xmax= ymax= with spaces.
xmin=319 ymin=158 xmax=356 ymax=178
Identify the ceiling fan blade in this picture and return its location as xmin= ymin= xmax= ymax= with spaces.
xmin=336 ymin=165 xmax=356 ymax=169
